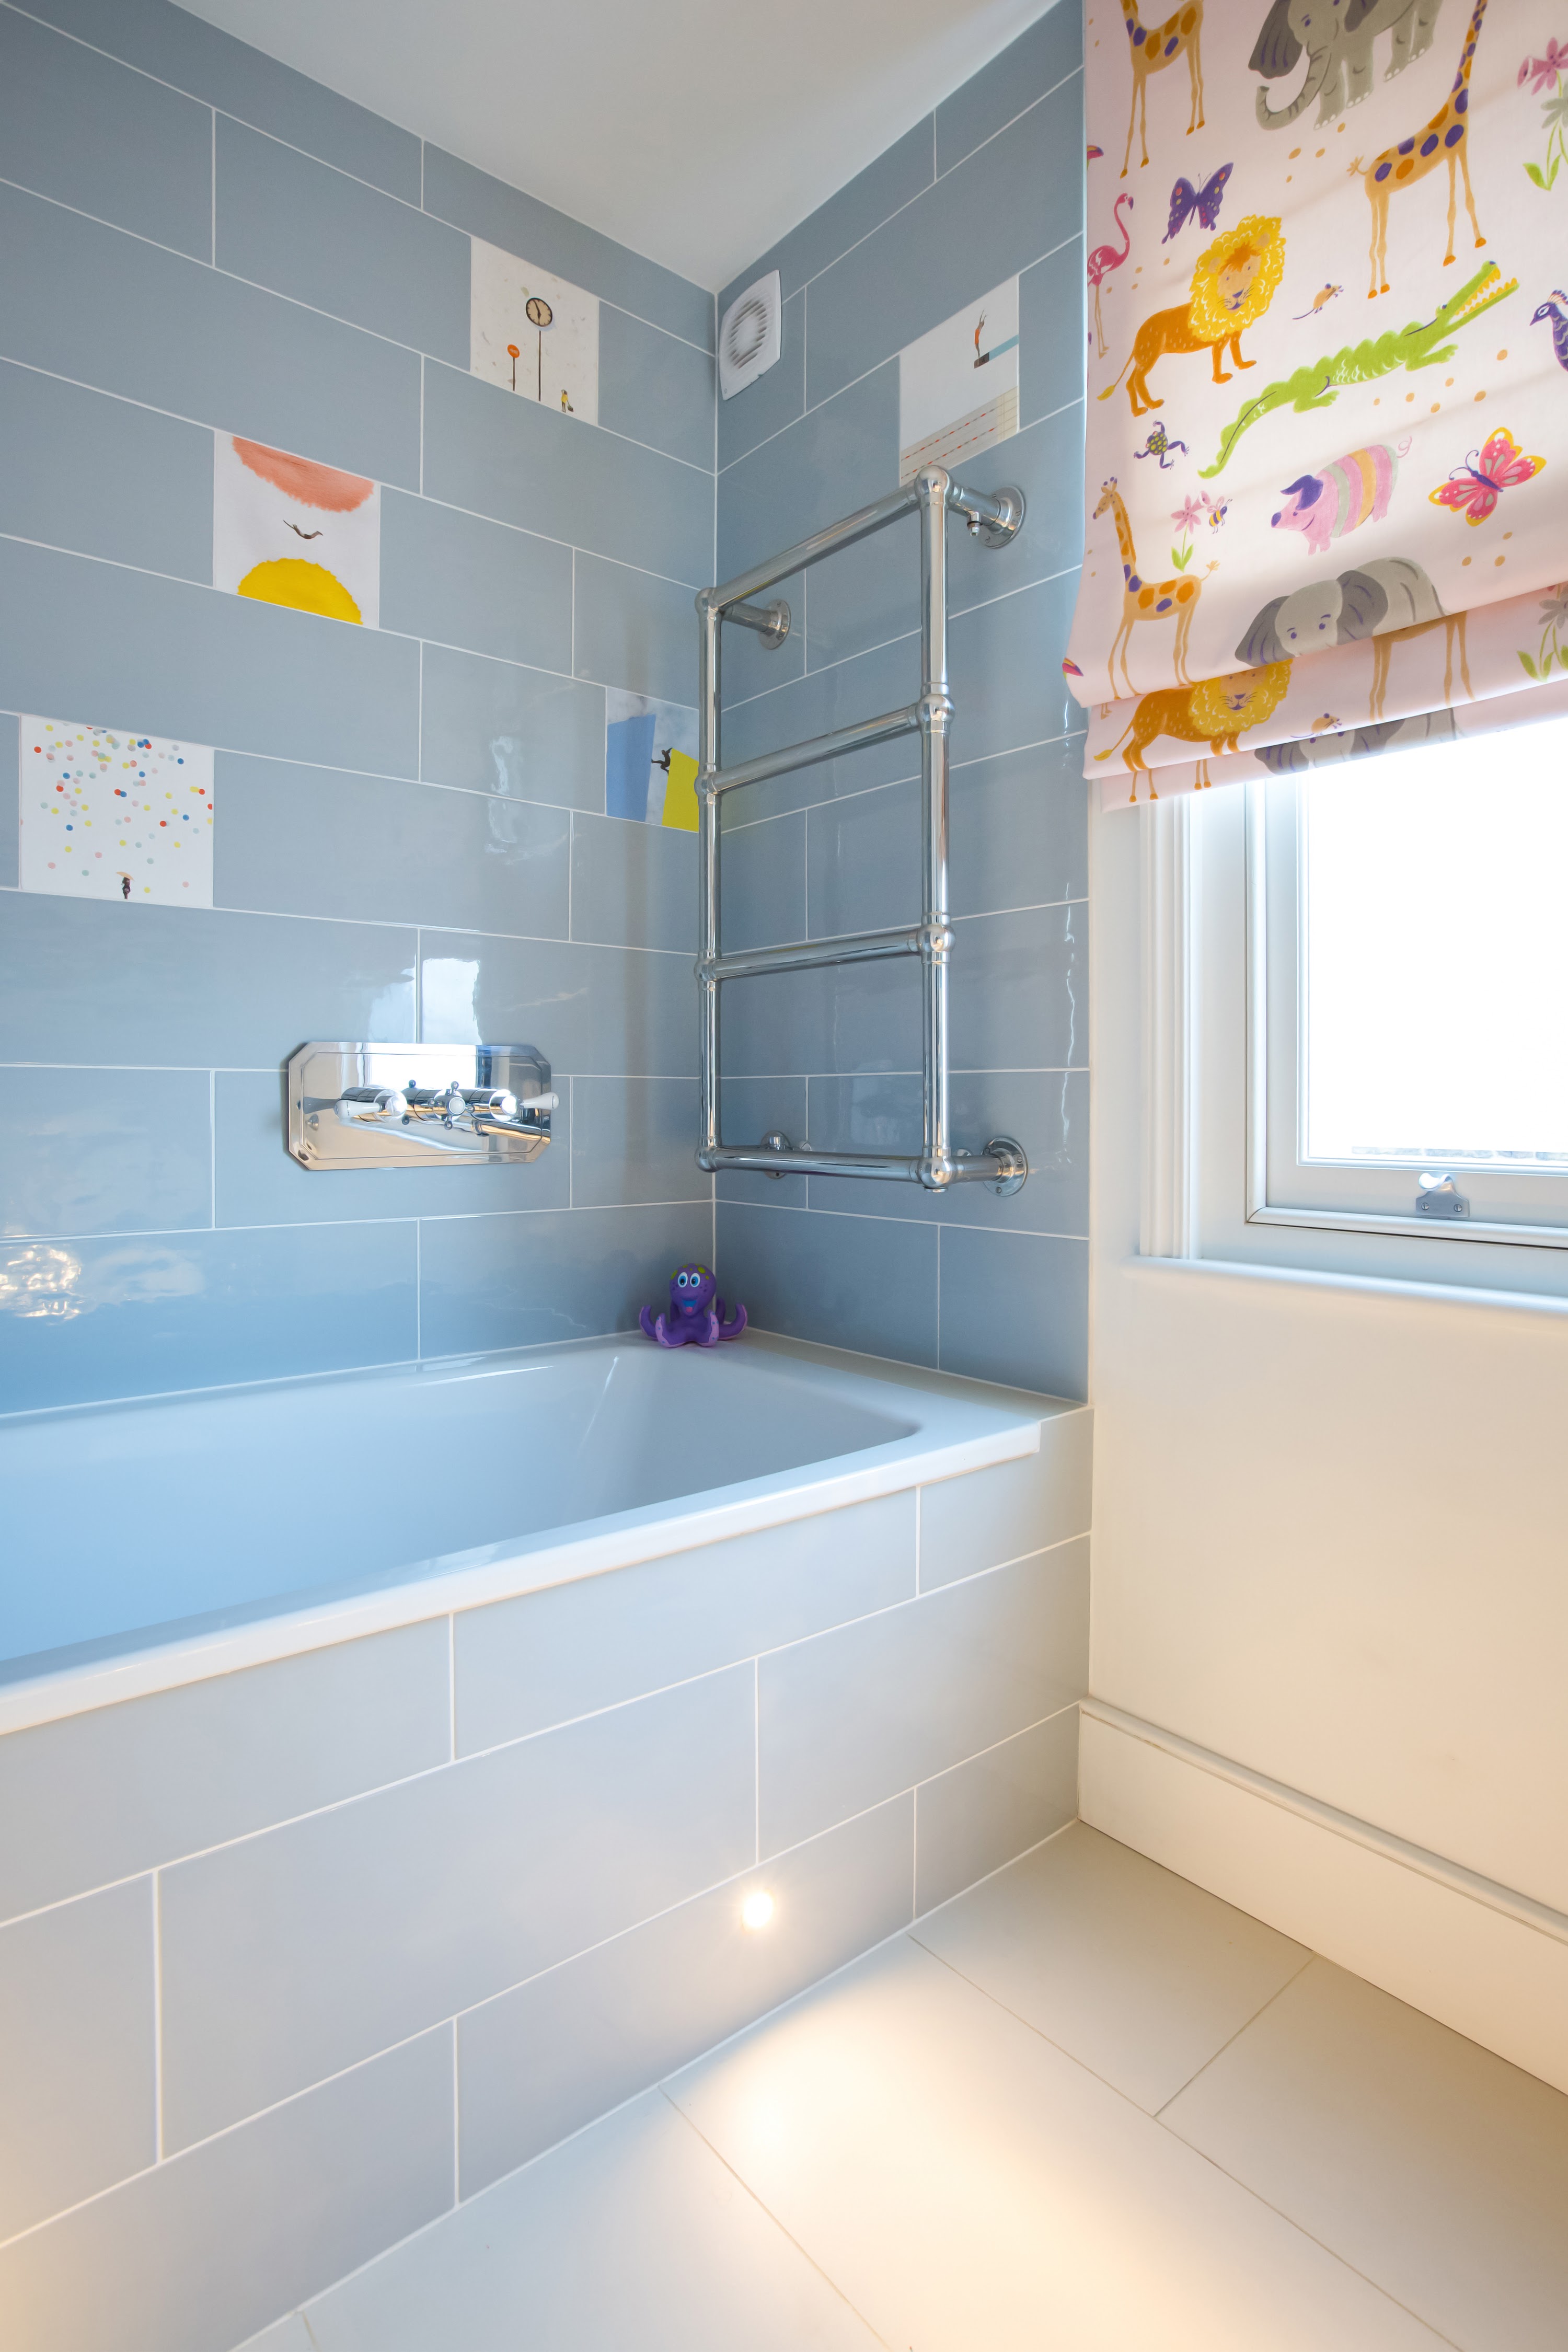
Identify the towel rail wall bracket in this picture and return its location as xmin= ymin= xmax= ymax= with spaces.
xmin=695 ymin=465 xmax=1030 ymax=1196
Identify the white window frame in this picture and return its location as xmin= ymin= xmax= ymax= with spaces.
xmin=1140 ymin=782 xmax=1568 ymax=1296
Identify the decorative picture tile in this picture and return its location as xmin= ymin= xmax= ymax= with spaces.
xmin=19 ymin=718 xmax=214 ymax=905
xmin=898 ymin=279 xmax=1021 ymax=484
xmin=605 ymin=690 xmax=698 ymax=828
xmin=213 ymin=434 xmax=381 ymax=626
xmin=471 ymin=237 xmax=599 ymax=423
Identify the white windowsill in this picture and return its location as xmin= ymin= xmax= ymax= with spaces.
xmin=1127 ymin=1253 xmax=1568 ymax=1319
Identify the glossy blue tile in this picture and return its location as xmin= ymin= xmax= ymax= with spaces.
xmin=0 ymin=714 xmax=19 ymax=891
xmin=714 ymin=1199 xmax=937 ymax=1366
xmin=715 ymin=1075 xmax=809 ymax=1210
xmin=422 ymin=146 xmax=712 ymax=349
xmin=720 ymin=631 xmax=923 ymax=827
xmin=714 ymin=570 xmax=806 ymax=710
xmin=21 ymin=0 xmax=421 ymax=201
xmin=1020 ymin=235 xmax=1086 ymax=426
xmin=721 ymin=952 xmax=921 ymax=1080
xmin=568 ymin=1077 xmax=703 ymax=1209
xmin=213 ymin=1070 xmax=569 ymax=1228
xmin=418 ymin=1201 xmax=711 ymax=1357
xmin=806 ymin=780 xmax=918 ymax=940
xmin=419 ymin=931 xmax=692 ymax=1078
xmin=950 ymin=735 xmax=1089 ymax=915
xmin=380 ymin=491 xmax=572 ymax=672
xmin=0 ymin=893 xmax=415 ymax=1067
xmin=806 ymin=79 xmax=1085 ymax=410
xmin=938 ymin=1225 xmax=1089 ymax=1397
xmin=718 ymin=288 xmax=804 ymax=474
xmin=934 ymin=2 xmax=1083 ymax=176
xmin=951 ymin=902 xmax=1087 ymax=1071
xmin=0 ymin=9 xmax=211 ymax=257
xmin=214 ymin=754 xmax=570 ymax=937
xmin=0 ymin=539 xmax=420 ymax=779
xmin=719 ymin=809 xmax=806 ymax=955
xmin=718 ymin=118 xmax=935 ymax=312
xmin=421 ymin=361 xmax=711 ymax=588
xmin=420 ymin=647 xmax=604 ymax=812
xmin=943 ymin=403 xmax=1087 ymax=619
xmin=0 ymin=1221 xmax=417 ymax=1412
xmin=0 ymin=363 xmax=212 ymax=584
xmin=215 ymin=120 xmax=469 ymax=363
xmin=599 ymin=307 xmax=714 ymax=471
xmin=914 ymin=1707 xmax=1080 ymax=1913
xmin=457 ymin=1795 xmax=913 ymax=2195
xmin=0 ymin=183 xmax=422 ymax=490
xmin=804 ymin=1069 xmax=1090 ymax=1235
xmin=1 ymin=1068 xmax=211 ymax=1240
xmin=570 ymin=812 xmax=697 ymax=953
xmin=572 ymin=555 xmax=700 ymax=708
xmin=949 ymin=570 xmax=1083 ymax=766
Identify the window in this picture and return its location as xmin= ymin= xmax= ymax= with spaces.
xmin=1157 ymin=709 xmax=1568 ymax=1295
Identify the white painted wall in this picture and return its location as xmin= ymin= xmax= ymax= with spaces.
xmin=1085 ymin=797 xmax=1568 ymax=2077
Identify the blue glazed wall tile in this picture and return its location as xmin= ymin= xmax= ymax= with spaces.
xmin=569 ymin=1077 xmax=703 ymax=1210
xmin=420 ymin=930 xmax=693 ymax=1078
xmin=422 ymin=361 xmax=712 ymax=588
xmin=0 ymin=1880 xmax=155 ymax=2240
xmin=1 ymin=1067 xmax=211 ymax=1240
xmin=0 ymin=184 xmax=422 ymax=491
xmin=950 ymin=901 xmax=1087 ymax=1073
xmin=1021 ymin=235 xmax=1087 ymax=426
xmin=718 ymin=118 xmax=935 ymax=314
xmin=420 ymin=647 xmax=604 ymax=811
xmin=215 ymin=121 xmax=470 ymax=364
xmin=718 ymin=288 xmax=805 ymax=474
xmin=570 ymin=813 xmax=697 ymax=954
xmin=949 ymin=570 xmax=1083 ymax=766
xmin=805 ymin=1069 xmax=1090 ymax=1236
xmin=0 ymin=1220 xmax=418 ymax=1412
xmin=380 ymin=490 xmax=573 ymax=673
xmin=599 ymin=307 xmax=715 ymax=472
xmin=933 ymin=2 xmax=1083 ymax=176
xmin=721 ymin=632 xmax=923 ymax=826
xmin=572 ymin=555 xmax=700 ymax=708
xmin=421 ymin=146 xmax=712 ymax=350
xmin=714 ymin=1200 xmax=938 ymax=1367
xmin=213 ymin=1070 xmax=570 ymax=1228
xmin=0 ymin=715 xmax=18 ymax=889
xmin=721 ymin=954 xmax=921 ymax=1080
xmin=943 ymin=403 xmax=1087 ymax=619
xmin=0 ymin=9 xmax=211 ymax=258
xmin=0 ymin=539 xmax=421 ymax=780
xmin=0 ymin=893 xmax=415 ymax=1067
xmin=19 ymin=0 xmax=422 ymax=201
xmin=806 ymin=780 xmax=919 ymax=940
xmin=805 ymin=80 xmax=1085 ymax=410
xmin=418 ymin=1201 xmax=711 ymax=1357
xmin=457 ymin=1795 xmax=914 ymax=2195
xmin=716 ymin=1075 xmax=810 ymax=1209
xmin=950 ymin=736 xmax=1089 ymax=915
xmin=938 ymin=1226 xmax=1089 ymax=1398
xmin=713 ymin=569 xmax=806 ymax=710
xmin=914 ymin=1706 xmax=1079 ymax=1913
xmin=719 ymin=809 xmax=806 ymax=956
xmin=0 ymin=2029 xmax=453 ymax=2352
xmin=0 ymin=363 xmax=212 ymax=585
xmin=456 ymin=1491 xmax=913 ymax=1753
xmin=214 ymin=755 xmax=570 ymax=938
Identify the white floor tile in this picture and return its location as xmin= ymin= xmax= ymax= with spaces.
xmin=229 ymin=2320 xmax=313 ymax=2351
xmin=1163 ymin=1956 xmax=1568 ymax=2352
xmin=299 ymin=2088 xmax=881 ymax=2352
xmin=669 ymin=1935 xmax=1448 ymax=2352
xmin=913 ymin=1821 xmax=1309 ymax=2110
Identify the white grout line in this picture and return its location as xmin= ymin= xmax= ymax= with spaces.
xmin=151 ymin=1872 xmax=165 ymax=2162
xmin=208 ymin=108 xmax=216 ymax=267
xmin=207 ymin=1069 xmax=216 ymax=1229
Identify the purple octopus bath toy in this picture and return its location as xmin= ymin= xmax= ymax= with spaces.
xmin=639 ymin=1263 xmax=746 ymax=1348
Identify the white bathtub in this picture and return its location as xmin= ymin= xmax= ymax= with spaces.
xmin=1 ymin=1331 xmax=1046 ymax=1734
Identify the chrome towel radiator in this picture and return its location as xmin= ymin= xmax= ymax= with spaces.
xmin=696 ymin=463 xmax=1030 ymax=1195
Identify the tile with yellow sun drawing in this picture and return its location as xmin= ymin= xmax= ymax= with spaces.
xmin=212 ymin=434 xmax=381 ymax=627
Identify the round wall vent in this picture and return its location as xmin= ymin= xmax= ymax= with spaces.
xmin=718 ymin=270 xmax=782 ymax=401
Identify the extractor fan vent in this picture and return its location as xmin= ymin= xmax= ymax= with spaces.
xmin=718 ymin=270 xmax=782 ymax=400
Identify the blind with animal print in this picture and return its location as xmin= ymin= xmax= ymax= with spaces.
xmin=1065 ymin=0 xmax=1568 ymax=803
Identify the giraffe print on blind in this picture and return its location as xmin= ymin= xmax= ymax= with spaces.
xmin=1121 ymin=2 xmax=1206 ymax=179
xmin=1358 ymin=0 xmax=1489 ymax=300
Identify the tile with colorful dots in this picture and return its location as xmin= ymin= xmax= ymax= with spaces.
xmin=19 ymin=718 xmax=214 ymax=906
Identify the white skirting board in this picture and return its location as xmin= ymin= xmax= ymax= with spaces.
xmin=1079 ymin=1701 xmax=1568 ymax=2098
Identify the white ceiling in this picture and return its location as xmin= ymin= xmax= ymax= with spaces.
xmin=177 ymin=0 xmax=1053 ymax=291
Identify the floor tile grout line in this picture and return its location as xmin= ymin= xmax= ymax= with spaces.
xmin=1150 ymin=1952 xmax=1317 ymax=2120
xmin=655 ymin=2088 xmax=900 ymax=2350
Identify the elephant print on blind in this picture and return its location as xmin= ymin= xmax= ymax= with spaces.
xmin=1251 ymin=0 xmax=1452 ymax=132
xmin=1237 ymin=559 xmax=1473 ymax=717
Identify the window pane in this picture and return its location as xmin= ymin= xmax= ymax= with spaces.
xmin=1301 ymin=716 xmax=1568 ymax=1169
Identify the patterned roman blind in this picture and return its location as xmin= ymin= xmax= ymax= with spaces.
xmin=1065 ymin=0 xmax=1568 ymax=804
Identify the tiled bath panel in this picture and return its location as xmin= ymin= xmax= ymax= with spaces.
xmin=0 ymin=1420 xmax=1091 ymax=2351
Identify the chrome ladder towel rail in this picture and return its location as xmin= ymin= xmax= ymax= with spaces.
xmin=695 ymin=464 xmax=1029 ymax=1194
